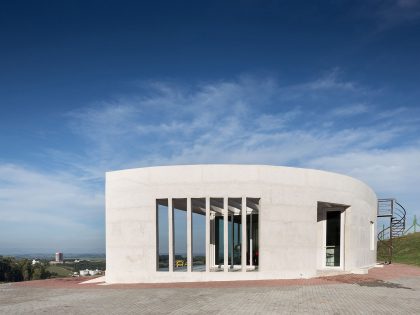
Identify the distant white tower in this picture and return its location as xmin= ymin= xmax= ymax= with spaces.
xmin=55 ymin=252 xmax=64 ymax=263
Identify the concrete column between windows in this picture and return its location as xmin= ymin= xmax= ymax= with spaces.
xmin=241 ymin=197 xmax=247 ymax=272
xmin=168 ymin=198 xmax=174 ymax=272
xmin=205 ymin=197 xmax=210 ymax=272
xmin=187 ymin=198 xmax=192 ymax=272
xmin=223 ymin=197 xmax=228 ymax=272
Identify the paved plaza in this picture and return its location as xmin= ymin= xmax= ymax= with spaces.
xmin=1 ymin=264 xmax=420 ymax=314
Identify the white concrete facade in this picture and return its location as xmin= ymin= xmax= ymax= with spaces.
xmin=106 ymin=165 xmax=377 ymax=283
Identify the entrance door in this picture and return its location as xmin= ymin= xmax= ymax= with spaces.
xmin=326 ymin=211 xmax=341 ymax=267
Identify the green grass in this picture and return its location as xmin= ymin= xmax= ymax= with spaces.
xmin=46 ymin=265 xmax=73 ymax=277
xmin=378 ymin=232 xmax=420 ymax=266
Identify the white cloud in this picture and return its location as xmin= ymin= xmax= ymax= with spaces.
xmin=0 ymin=164 xmax=104 ymax=253
xmin=66 ymin=73 xmax=418 ymax=171
xmin=374 ymin=0 xmax=420 ymax=30
xmin=307 ymin=147 xmax=420 ymax=196
xmin=330 ymin=103 xmax=370 ymax=116
xmin=305 ymin=69 xmax=357 ymax=91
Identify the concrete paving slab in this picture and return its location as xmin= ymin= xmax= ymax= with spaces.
xmin=1 ymin=263 xmax=419 ymax=314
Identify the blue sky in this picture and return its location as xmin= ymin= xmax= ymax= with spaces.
xmin=1 ymin=0 xmax=420 ymax=253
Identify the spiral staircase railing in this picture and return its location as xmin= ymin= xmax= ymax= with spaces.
xmin=377 ymin=199 xmax=406 ymax=264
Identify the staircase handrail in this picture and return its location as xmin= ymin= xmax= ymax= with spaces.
xmin=377 ymin=199 xmax=407 ymax=264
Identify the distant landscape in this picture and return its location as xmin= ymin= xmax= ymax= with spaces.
xmin=11 ymin=253 xmax=105 ymax=260
xmin=2 ymin=232 xmax=419 ymax=284
xmin=0 ymin=254 xmax=106 ymax=283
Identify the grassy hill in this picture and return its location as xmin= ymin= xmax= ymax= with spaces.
xmin=46 ymin=265 xmax=74 ymax=277
xmin=378 ymin=232 xmax=420 ymax=266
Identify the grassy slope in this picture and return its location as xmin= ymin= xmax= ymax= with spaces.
xmin=46 ymin=265 xmax=73 ymax=277
xmin=378 ymin=232 xmax=420 ymax=266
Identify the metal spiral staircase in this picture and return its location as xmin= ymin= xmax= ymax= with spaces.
xmin=377 ymin=198 xmax=407 ymax=264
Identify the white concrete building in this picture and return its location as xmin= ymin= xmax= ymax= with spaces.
xmin=106 ymin=165 xmax=377 ymax=283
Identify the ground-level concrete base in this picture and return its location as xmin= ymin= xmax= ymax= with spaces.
xmin=80 ymin=276 xmax=106 ymax=284
xmin=106 ymin=265 xmax=378 ymax=284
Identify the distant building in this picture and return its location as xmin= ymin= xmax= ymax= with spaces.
xmin=31 ymin=259 xmax=40 ymax=265
xmin=80 ymin=269 xmax=102 ymax=276
xmin=55 ymin=252 xmax=64 ymax=263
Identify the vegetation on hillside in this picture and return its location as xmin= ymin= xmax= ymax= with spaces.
xmin=72 ymin=259 xmax=106 ymax=272
xmin=378 ymin=232 xmax=420 ymax=266
xmin=0 ymin=257 xmax=53 ymax=282
xmin=46 ymin=264 xmax=74 ymax=277
xmin=1 ymin=256 xmax=106 ymax=282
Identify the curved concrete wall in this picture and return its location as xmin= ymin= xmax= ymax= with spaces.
xmin=106 ymin=165 xmax=377 ymax=283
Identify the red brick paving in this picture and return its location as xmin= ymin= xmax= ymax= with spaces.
xmin=12 ymin=263 xmax=420 ymax=290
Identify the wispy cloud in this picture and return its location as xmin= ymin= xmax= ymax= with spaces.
xmin=0 ymin=164 xmax=104 ymax=253
xmin=370 ymin=0 xmax=420 ymax=31
xmin=2 ymin=70 xmax=419 ymax=252
xmin=66 ymin=71 xmax=419 ymax=174
xmin=307 ymin=146 xmax=420 ymax=198
xmin=330 ymin=103 xmax=370 ymax=117
xmin=304 ymin=68 xmax=357 ymax=91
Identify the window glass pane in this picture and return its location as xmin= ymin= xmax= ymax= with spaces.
xmin=173 ymin=198 xmax=187 ymax=272
xmin=156 ymin=199 xmax=169 ymax=271
xmin=192 ymin=198 xmax=206 ymax=272
xmin=227 ymin=198 xmax=241 ymax=271
xmin=247 ymin=198 xmax=259 ymax=271
xmin=326 ymin=211 xmax=341 ymax=266
xmin=209 ymin=198 xmax=224 ymax=272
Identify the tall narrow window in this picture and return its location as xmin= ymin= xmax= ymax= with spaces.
xmin=156 ymin=199 xmax=169 ymax=271
xmin=227 ymin=198 xmax=242 ymax=271
xmin=192 ymin=198 xmax=206 ymax=271
xmin=173 ymin=198 xmax=187 ymax=272
xmin=211 ymin=198 xmax=224 ymax=272
xmin=247 ymin=198 xmax=259 ymax=271
xmin=370 ymin=221 xmax=375 ymax=251
xmin=326 ymin=211 xmax=341 ymax=267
